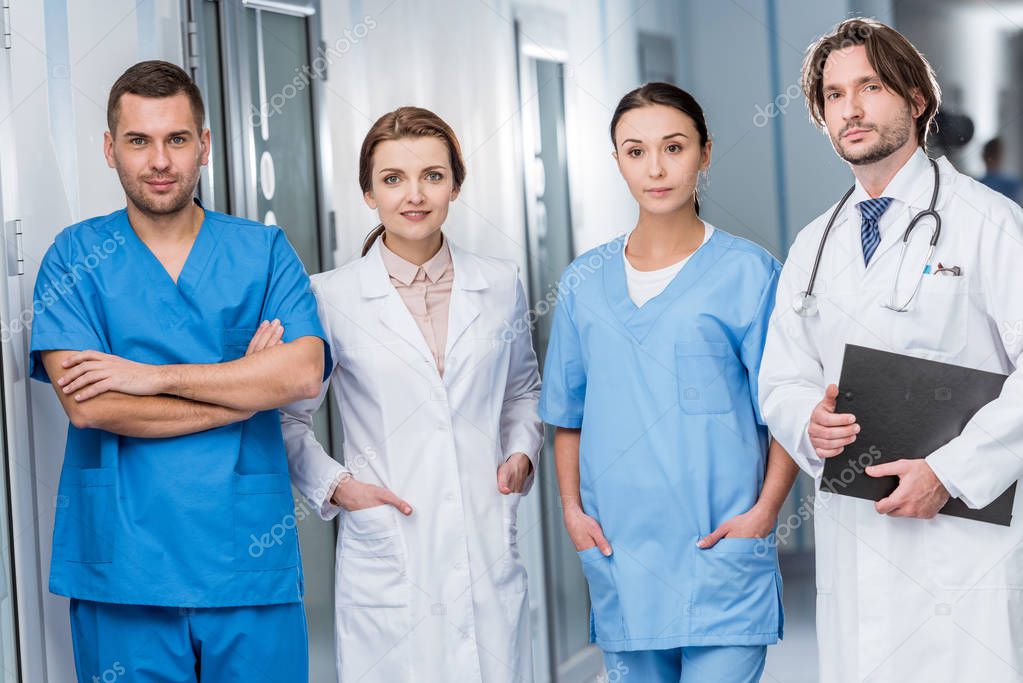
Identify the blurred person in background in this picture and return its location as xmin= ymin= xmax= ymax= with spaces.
xmin=979 ymin=137 xmax=1021 ymax=203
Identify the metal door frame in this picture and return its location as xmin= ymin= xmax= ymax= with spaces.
xmin=0 ymin=92 xmax=23 ymax=683
xmin=513 ymin=7 xmax=602 ymax=682
xmin=185 ymin=0 xmax=342 ymax=454
xmin=186 ymin=0 xmax=336 ymax=273
xmin=181 ymin=4 xmax=343 ymax=680
xmin=0 ymin=15 xmax=45 ymax=682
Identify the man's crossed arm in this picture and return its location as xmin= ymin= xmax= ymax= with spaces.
xmin=41 ymin=320 xmax=322 ymax=438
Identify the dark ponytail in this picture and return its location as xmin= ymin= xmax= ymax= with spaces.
xmin=609 ymin=82 xmax=710 ymax=214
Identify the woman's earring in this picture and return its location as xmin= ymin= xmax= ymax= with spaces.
xmin=699 ymin=169 xmax=710 ymax=193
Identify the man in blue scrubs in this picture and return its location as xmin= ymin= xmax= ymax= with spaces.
xmin=30 ymin=61 xmax=328 ymax=682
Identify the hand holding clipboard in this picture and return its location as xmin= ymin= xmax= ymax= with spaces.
xmin=818 ymin=345 xmax=1016 ymax=526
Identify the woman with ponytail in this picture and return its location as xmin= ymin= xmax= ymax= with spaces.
xmin=539 ymin=83 xmax=797 ymax=682
xmin=281 ymin=106 xmax=543 ymax=682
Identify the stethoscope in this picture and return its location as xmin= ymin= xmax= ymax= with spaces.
xmin=792 ymin=158 xmax=941 ymax=317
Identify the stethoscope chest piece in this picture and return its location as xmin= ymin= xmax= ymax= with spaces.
xmin=792 ymin=291 xmax=818 ymax=317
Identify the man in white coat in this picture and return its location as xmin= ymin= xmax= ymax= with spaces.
xmin=760 ymin=18 xmax=1023 ymax=683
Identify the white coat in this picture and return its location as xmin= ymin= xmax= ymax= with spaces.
xmin=281 ymin=238 xmax=544 ymax=683
xmin=760 ymin=149 xmax=1023 ymax=683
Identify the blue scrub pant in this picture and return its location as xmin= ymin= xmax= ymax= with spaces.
xmin=603 ymin=645 xmax=767 ymax=683
xmin=70 ymin=599 xmax=308 ymax=683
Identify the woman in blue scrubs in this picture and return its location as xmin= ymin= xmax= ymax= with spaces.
xmin=539 ymin=82 xmax=799 ymax=682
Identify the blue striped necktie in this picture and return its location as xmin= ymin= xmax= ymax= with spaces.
xmin=857 ymin=197 xmax=893 ymax=266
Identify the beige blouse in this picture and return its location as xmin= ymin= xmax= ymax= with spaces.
xmin=378 ymin=236 xmax=454 ymax=376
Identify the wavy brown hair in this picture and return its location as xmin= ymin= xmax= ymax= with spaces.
xmin=358 ymin=106 xmax=467 ymax=256
xmin=801 ymin=18 xmax=941 ymax=151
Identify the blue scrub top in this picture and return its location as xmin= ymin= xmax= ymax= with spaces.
xmin=29 ymin=205 xmax=330 ymax=608
xmin=540 ymin=228 xmax=784 ymax=651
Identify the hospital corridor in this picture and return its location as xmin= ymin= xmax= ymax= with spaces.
xmin=0 ymin=1 xmax=1021 ymax=681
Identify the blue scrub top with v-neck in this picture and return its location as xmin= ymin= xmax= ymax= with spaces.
xmin=539 ymin=227 xmax=784 ymax=652
xmin=29 ymin=204 xmax=330 ymax=608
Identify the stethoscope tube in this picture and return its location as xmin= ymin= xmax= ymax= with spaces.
xmin=795 ymin=158 xmax=940 ymax=315
xmin=896 ymin=160 xmax=941 ymax=249
xmin=804 ymin=184 xmax=856 ymax=301
xmin=883 ymin=162 xmax=941 ymax=311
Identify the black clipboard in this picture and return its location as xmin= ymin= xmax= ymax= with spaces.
xmin=819 ymin=344 xmax=1016 ymax=526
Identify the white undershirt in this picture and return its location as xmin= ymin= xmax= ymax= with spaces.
xmin=624 ymin=223 xmax=714 ymax=307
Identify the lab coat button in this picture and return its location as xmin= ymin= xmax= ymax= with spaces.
xmin=444 ymin=492 xmax=456 ymax=502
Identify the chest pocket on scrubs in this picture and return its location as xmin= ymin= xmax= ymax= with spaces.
xmin=675 ymin=340 xmax=739 ymax=415
xmin=892 ymin=274 xmax=969 ymax=358
xmin=222 ymin=328 xmax=257 ymax=362
xmin=71 ymin=467 xmax=117 ymax=563
xmin=233 ymin=473 xmax=300 ymax=571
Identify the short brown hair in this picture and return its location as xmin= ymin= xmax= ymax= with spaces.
xmin=107 ymin=60 xmax=205 ymax=134
xmin=801 ymin=18 xmax=941 ymax=150
xmin=358 ymin=106 xmax=467 ymax=255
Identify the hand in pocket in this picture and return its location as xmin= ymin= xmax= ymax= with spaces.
xmin=332 ymin=477 xmax=413 ymax=516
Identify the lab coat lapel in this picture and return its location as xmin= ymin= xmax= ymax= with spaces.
xmin=444 ymin=242 xmax=486 ymax=359
xmin=864 ymin=151 xmax=937 ymax=267
xmin=834 ymin=181 xmax=871 ymax=276
xmin=359 ymin=241 xmax=437 ymax=368
xmin=830 ymin=208 xmax=867 ymax=279
xmin=870 ymin=203 xmax=910 ymax=267
xmin=379 ymin=292 xmax=437 ymax=365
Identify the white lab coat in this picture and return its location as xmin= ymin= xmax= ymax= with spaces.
xmin=281 ymin=239 xmax=543 ymax=683
xmin=760 ymin=149 xmax=1023 ymax=683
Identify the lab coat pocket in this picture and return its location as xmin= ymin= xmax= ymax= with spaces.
xmin=233 ymin=473 xmax=300 ymax=571
xmin=675 ymin=340 xmax=738 ymax=415
xmin=74 ymin=467 xmax=116 ymax=564
xmin=499 ymin=493 xmax=528 ymax=593
xmin=892 ymin=274 xmax=968 ymax=358
xmin=338 ymin=505 xmax=409 ymax=608
xmin=577 ymin=546 xmax=626 ymax=644
xmin=691 ymin=536 xmax=781 ymax=637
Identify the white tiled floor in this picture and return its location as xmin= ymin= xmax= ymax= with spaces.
xmin=763 ymin=552 xmax=819 ymax=683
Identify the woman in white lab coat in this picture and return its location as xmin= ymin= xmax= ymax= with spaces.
xmin=279 ymin=106 xmax=543 ymax=683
